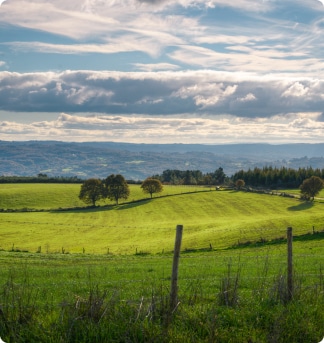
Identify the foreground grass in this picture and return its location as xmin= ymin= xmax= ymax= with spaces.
xmin=0 ymin=240 xmax=323 ymax=342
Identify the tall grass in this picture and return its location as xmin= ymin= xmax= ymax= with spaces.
xmin=1 ymin=249 xmax=324 ymax=342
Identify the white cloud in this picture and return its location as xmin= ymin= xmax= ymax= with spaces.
xmin=0 ymin=0 xmax=192 ymax=42
xmin=1 ymin=112 xmax=324 ymax=144
xmin=237 ymin=93 xmax=256 ymax=102
xmin=177 ymin=0 xmax=273 ymax=12
xmin=1 ymin=0 xmax=324 ymax=145
xmin=168 ymin=44 xmax=324 ymax=76
xmin=1 ymin=0 xmax=324 ymax=79
xmin=6 ymin=42 xmax=137 ymax=55
xmin=195 ymin=34 xmax=260 ymax=45
xmin=193 ymin=84 xmax=237 ymax=108
xmin=282 ymin=82 xmax=309 ymax=97
xmin=132 ymin=63 xmax=180 ymax=71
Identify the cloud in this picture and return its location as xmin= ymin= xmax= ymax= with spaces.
xmin=318 ymin=112 xmax=324 ymax=122
xmin=237 ymin=93 xmax=256 ymax=102
xmin=132 ymin=63 xmax=180 ymax=71
xmin=0 ymin=0 xmax=192 ymax=40
xmin=168 ymin=43 xmax=324 ymax=75
xmin=173 ymin=82 xmax=238 ymax=108
xmin=1 ymin=112 xmax=324 ymax=144
xmin=5 ymin=42 xmax=141 ymax=55
xmin=1 ymin=0 xmax=324 ymax=78
xmin=136 ymin=0 xmax=170 ymax=5
xmin=282 ymin=82 xmax=309 ymax=97
xmin=2 ymin=0 xmax=324 ymax=145
xmin=1 ymin=70 xmax=324 ymax=117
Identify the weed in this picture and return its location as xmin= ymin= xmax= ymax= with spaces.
xmin=0 ymin=257 xmax=324 ymax=342
xmin=217 ymin=260 xmax=241 ymax=307
xmin=0 ymin=269 xmax=39 ymax=342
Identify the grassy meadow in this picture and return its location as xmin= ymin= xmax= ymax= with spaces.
xmin=1 ymin=183 xmax=324 ymax=254
xmin=0 ymin=183 xmax=208 ymax=210
xmin=0 ymin=183 xmax=324 ymax=342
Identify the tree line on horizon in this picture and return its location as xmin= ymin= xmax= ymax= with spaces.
xmin=0 ymin=175 xmax=84 ymax=184
xmin=1 ymin=165 xmax=323 ymax=190
xmin=152 ymin=166 xmax=324 ymax=189
xmin=232 ymin=166 xmax=324 ymax=189
xmin=152 ymin=167 xmax=227 ymax=186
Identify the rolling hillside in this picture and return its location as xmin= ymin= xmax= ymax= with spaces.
xmin=1 ymin=184 xmax=323 ymax=254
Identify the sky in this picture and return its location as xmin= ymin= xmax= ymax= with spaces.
xmin=1 ymin=0 xmax=324 ymax=144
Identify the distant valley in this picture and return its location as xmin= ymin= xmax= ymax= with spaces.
xmin=1 ymin=141 xmax=324 ymax=180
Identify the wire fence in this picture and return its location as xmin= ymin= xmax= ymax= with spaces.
xmin=0 ymin=252 xmax=323 ymax=303
xmin=0 ymin=234 xmax=323 ymax=343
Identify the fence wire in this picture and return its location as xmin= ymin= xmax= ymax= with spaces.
xmin=0 ymin=250 xmax=323 ymax=307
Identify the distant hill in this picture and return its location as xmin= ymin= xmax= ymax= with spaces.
xmin=1 ymin=141 xmax=324 ymax=180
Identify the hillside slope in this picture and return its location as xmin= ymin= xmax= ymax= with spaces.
xmin=1 ymin=186 xmax=323 ymax=254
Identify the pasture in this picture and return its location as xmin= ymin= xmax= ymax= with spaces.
xmin=0 ymin=183 xmax=208 ymax=210
xmin=0 ymin=184 xmax=324 ymax=342
xmin=0 ymin=184 xmax=324 ymax=254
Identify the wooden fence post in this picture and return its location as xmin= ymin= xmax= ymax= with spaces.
xmin=170 ymin=224 xmax=183 ymax=312
xmin=287 ymin=226 xmax=293 ymax=301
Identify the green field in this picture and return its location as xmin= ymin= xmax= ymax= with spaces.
xmin=0 ymin=183 xmax=210 ymax=210
xmin=0 ymin=184 xmax=324 ymax=254
xmin=0 ymin=184 xmax=324 ymax=342
xmin=280 ymin=188 xmax=324 ymax=198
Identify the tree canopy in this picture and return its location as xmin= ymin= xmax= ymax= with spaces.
xmin=235 ymin=179 xmax=245 ymax=189
xmin=232 ymin=166 xmax=324 ymax=189
xmin=299 ymin=176 xmax=324 ymax=200
xmin=104 ymin=174 xmax=130 ymax=205
xmin=153 ymin=168 xmax=228 ymax=185
xmin=79 ymin=178 xmax=105 ymax=206
xmin=141 ymin=178 xmax=163 ymax=198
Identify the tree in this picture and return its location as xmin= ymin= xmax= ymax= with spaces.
xmin=203 ymin=174 xmax=213 ymax=185
xmin=300 ymin=176 xmax=324 ymax=200
xmin=79 ymin=178 xmax=104 ymax=206
xmin=104 ymin=174 xmax=130 ymax=205
xmin=213 ymin=167 xmax=226 ymax=185
xmin=141 ymin=178 xmax=163 ymax=198
xmin=235 ymin=179 xmax=245 ymax=190
xmin=37 ymin=173 xmax=48 ymax=178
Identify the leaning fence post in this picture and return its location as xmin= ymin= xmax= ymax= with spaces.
xmin=170 ymin=224 xmax=183 ymax=313
xmin=287 ymin=226 xmax=293 ymax=301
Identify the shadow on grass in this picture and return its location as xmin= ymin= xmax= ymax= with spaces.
xmin=9 ymin=189 xmax=216 ymax=214
xmin=50 ymin=190 xmax=214 ymax=213
xmin=182 ymin=247 xmax=214 ymax=254
xmin=50 ymin=204 xmax=117 ymax=214
xmin=288 ymin=201 xmax=314 ymax=211
xmin=295 ymin=230 xmax=324 ymax=243
xmin=230 ymin=230 xmax=324 ymax=250
xmin=50 ymin=198 xmax=152 ymax=213
xmin=117 ymin=198 xmax=151 ymax=210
